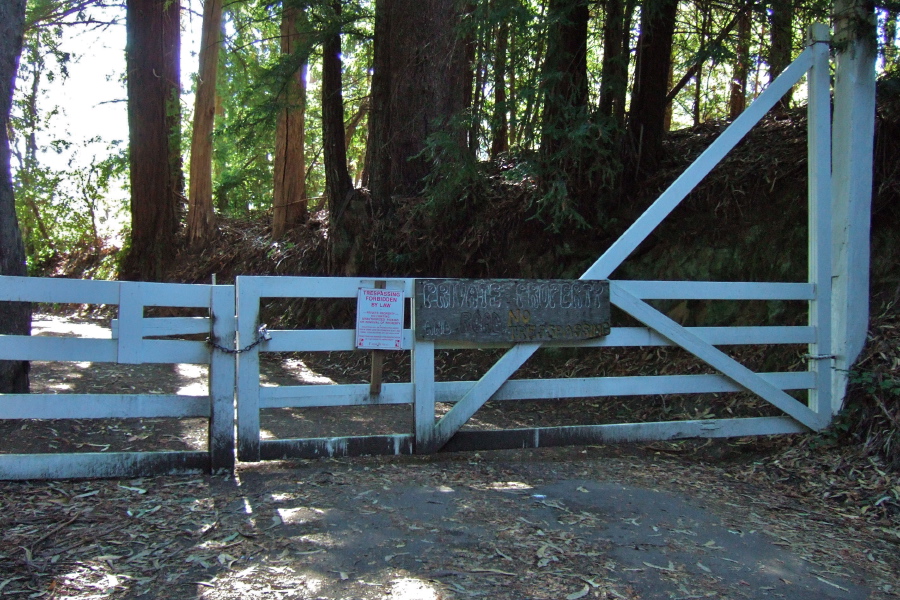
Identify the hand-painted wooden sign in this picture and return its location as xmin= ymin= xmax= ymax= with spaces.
xmin=414 ymin=279 xmax=610 ymax=343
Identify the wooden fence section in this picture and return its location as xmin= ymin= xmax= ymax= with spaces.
xmin=0 ymin=276 xmax=236 ymax=479
xmin=233 ymin=276 xmax=815 ymax=461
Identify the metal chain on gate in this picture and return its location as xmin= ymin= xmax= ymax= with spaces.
xmin=207 ymin=324 xmax=272 ymax=354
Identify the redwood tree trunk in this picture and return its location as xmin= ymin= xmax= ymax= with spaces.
xmin=364 ymin=0 xmax=469 ymax=215
xmin=729 ymin=8 xmax=751 ymax=119
xmin=599 ymin=0 xmax=626 ymax=123
xmin=272 ymin=4 xmax=308 ymax=239
xmin=539 ymin=0 xmax=592 ymax=214
xmin=0 ymin=0 xmax=30 ymax=393
xmin=322 ymin=1 xmax=353 ymax=220
xmin=769 ymin=0 xmax=793 ymax=112
xmin=627 ymin=0 xmax=678 ymax=174
xmin=490 ymin=18 xmax=509 ymax=158
xmin=186 ymin=0 xmax=223 ymax=247
xmin=123 ymin=0 xmax=182 ymax=281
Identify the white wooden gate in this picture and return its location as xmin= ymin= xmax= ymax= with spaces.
xmin=0 ymin=277 xmax=235 ymax=479
xmin=0 ymin=24 xmax=874 ymax=475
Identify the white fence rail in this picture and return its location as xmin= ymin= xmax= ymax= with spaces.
xmin=0 ymin=276 xmax=235 ymax=479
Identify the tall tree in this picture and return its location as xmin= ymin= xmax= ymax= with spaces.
xmin=490 ymin=14 xmax=510 ymax=158
xmin=186 ymin=0 xmax=224 ymax=246
xmin=364 ymin=0 xmax=469 ymax=215
xmin=769 ymin=0 xmax=793 ymax=111
xmin=729 ymin=7 xmax=751 ymax=119
xmin=539 ymin=0 xmax=593 ymax=216
xmin=272 ymin=3 xmax=308 ymax=240
xmin=0 ymin=0 xmax=30 ymax=393
xmin=322 ymin=0 xmax=353 ymax=220
xmin=122 ymin=0 xmax=182 ymax=281
xmin=627 ymin=0 xmax=678 ymax=174
xmin=599 ymin=0 xmax=636 ymax=132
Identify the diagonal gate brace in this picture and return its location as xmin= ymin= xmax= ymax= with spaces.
xmin=610 ymin=283 xmax=828 ymax=431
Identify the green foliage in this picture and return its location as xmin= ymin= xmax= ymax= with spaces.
xmin=11 ymin=16 xmax=128 ymax=276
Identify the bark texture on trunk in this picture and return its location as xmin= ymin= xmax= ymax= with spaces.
xmin=627 ymin=0 xmax=678 ymax=174
xmin=0 ymin=0 xmax=31 ymax=392
xmin=123 ymin=0 xmax=182 ymax=282
xmin=364 ymin=0 xmax=469 ymax=215
xmin=272 ymin=5 xmax=308 ymax=240
xmin=186 ymin=0 xmax=223 ymax=246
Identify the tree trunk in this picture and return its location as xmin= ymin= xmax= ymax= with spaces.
xmin=598 ymin=0 xmax=625 ymax=122
xmin=186 ymin=0 xmax=223 ymax=247
xmin=322 ymin=1 xmax=353 ymax=222
xmin=769 ymin=0 xmax=793 ymax=112
xmin=540 ymin=0 xmax=589 ymax=152
xmin=491 ymin=18 xmax=510 ymax=158
xmin=729 ymin=8 xmax=751 ymax=119
xmin=272 ymin=5 xmax=308 ymax=240
xmin=0 ymin=0 xmax=31 ymax=392
xmin=364 ymin=0 xmax=469 ymax=215
xmin=627 ymin=0 xmax=678 ymax=174
xmin=123 ymin=0 xmax=182 ymax=282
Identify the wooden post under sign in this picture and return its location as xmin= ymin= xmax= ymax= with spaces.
xmin=369 ymin=280 xmax=386 ymax=395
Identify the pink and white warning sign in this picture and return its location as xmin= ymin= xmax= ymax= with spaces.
xmin=355 ymin=287 xmax=404 ymax=350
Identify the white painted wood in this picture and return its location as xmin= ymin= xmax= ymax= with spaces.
xmin=582 ymin=47 xmax=816 ymax=281
xmin=112 ymin=317 xmax=211 ymax=338
xmin=412 ymin=339 xmax=436 ymax=452
xmin=257 ymin=325 xmax=813 ymax=353
xmin=266 ymin=329 xmax=414 ymax=352
xmin=0 ymin=336 xmax=118 ymax=361
xmin=235 ymin=278 xmax=263 ymax=461
xmin=0 ymin=275 xmax=119 ymax=304
xmin=0 ymin=394 xmax=209 ymax=419
xmin=448 ymin=416 xmax=808 ymax=449
xmin=437 ymin=326 xmax=815 ymax=349
xmin=831 ymin=3 xmax=877 ymax=412
xmin=0 ymin=452 xmax=209 ymax=480
xmin=209 ymin=285 xmax=237 ymax=472
xmin=236 ymin=276 xmax=413 ymax=299
xmin=615 ymin=281 xmax=814 ymax=300
xmin=431 ymin=342 xmax=542 ymax=450
xmin=140 ymin=282 xmax=214 ymax=307
xmin=116 ymin=282 xmax=144 ymax=364
xmin=807 ymin=24 xmax=834 ymax=417
xmin=611 ymin=282 xmax=829 ymax=430
xmin=258 ymin=371 xmax=813 ymax=409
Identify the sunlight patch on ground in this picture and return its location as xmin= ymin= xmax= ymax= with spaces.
xmin=32 ymin=314 xmax=111 ymax=339
xmin=276 ymin=506 xmax=327 ymax=525
xmin=485 ymin=481 xmax=535 ymax=491
xmin=387 ymin=577 xmax=441 ymax=600
xmin=281 ymin=358 xmax=336 ymax=385
xmin=176 ymin=363 xmax=208 ymax=395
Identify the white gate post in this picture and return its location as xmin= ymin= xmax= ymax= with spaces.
xmin=806 ymin=23 xmax=833 ymax=418
xmin=209 ymin=284 xmax=236 ymax=473
xmin=410 ymin=291 xmax=436 ymax=453
xmin=831 ymin=0 xmax=877 ymax=412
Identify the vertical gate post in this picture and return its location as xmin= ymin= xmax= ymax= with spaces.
xmin=410 ymin=289 xmax=436 ymax=453
xmin=209 ymin=284 xmax=236 ymax=473
xmin=806 ymin=23 xmax=834 ymax=417
xmin=831 ymin=0 xmax=877 ymax=412
xmin=235 ymin=277 xmax=262 ymax=461
xmin=117 ymin=282 xmax=144 ymax=364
